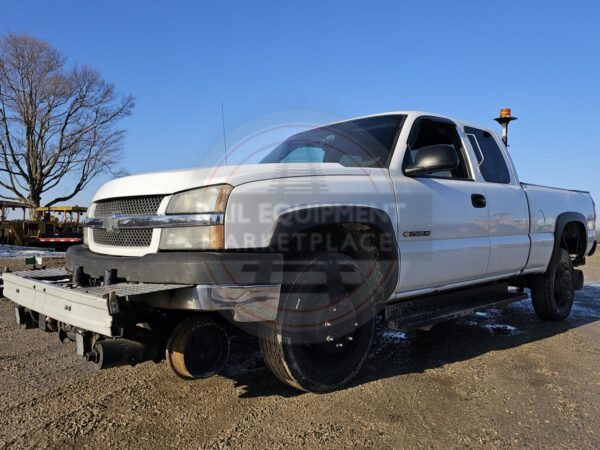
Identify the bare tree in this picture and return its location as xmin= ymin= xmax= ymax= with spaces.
xmin=0 ymin=34 xmax=134 ymax=212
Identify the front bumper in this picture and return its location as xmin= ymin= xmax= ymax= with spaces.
xmin=2 ymin=267 xmax=282 ymax=338
xmin=66 ymin=245 xmax=283 ymax=285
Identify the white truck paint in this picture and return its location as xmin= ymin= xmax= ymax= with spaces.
xmin=522 ymin=183 xmax=596 ymax=271
xmin=85 ymin=111 xmax=596 ymax=294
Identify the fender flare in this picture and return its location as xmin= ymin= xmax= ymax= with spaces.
xmin=553 ymin=211 xmax=587 ymax=262
xmin=268 ymin=205 xmax=399 ymax=300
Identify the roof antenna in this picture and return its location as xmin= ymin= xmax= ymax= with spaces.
xmin=221 ymin=102 xmax=229 ymax=165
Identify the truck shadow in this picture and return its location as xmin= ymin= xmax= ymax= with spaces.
xmin=225 ymin=284 xmax=600 ymax=398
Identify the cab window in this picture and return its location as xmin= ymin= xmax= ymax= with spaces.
xmin=464 ymin=126 xmax=511 ymax=184
xmin=403 ymin=118 xmax=470 ymax=179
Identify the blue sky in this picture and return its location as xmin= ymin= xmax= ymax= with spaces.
xmin=1 ymin=0 xmax=599 ymax=208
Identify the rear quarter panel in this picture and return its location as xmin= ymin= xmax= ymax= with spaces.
xmin=523 ymin=183 xmax=596 ymax=273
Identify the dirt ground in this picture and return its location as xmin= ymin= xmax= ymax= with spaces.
xmin=1 ymin=255 xmax=599 ymax=449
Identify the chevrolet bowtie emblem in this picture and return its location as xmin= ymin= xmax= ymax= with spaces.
xmin=104 ymin=214 xmax=123 ymax=232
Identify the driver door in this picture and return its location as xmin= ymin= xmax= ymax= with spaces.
xmin=393 ymin=117 xmax=490 ymax=293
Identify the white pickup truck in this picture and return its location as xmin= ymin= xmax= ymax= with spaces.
xmin=3 ymin=111 xmax=596 ymax=392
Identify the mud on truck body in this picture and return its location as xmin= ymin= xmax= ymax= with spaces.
xmin=3 ymin=111 xmax=597 ymax=392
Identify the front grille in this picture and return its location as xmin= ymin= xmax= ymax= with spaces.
xmin=92 ymin=229 xmax=153 ymax=247
xmin=91 ymin=195 xmax=164 ymax=248
xmin=93 ymin=195 xmax=165 ymax=217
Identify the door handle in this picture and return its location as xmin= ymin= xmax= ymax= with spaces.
xmin=471 ymin=193 xmax=487 ymax=208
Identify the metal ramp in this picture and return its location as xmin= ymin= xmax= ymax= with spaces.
xmin=10 ymin=267 xmax=192 ymax=299
xmin=13 ymin=267 xmax=71 ymax=280
xmin=2 ymin=267 xmax=194 ymax=336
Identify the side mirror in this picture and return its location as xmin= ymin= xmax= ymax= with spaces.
xmin=404 ymin=144 xmax=460 ymax=176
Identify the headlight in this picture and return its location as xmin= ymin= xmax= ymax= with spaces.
xmin=159 ymin=225 xmax=224 ymax=250
xmin=166 ymin=185 xmax=232 ymax=214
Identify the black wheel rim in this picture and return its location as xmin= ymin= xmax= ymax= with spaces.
xmin=296 ymin=326 xmax=364 ymax=370
xmin=283 ymin=254 xmax=374 ymax=373
xmin=553 ymin=259 xmax=574 ymax=309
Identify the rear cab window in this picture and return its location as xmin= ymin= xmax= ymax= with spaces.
xmin=464 ymin=126 xmax=511 ymax=183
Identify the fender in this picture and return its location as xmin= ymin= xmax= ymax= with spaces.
xmin=268 ymin=205 xmax=399 ymax=301
xmin=269 ymin=205 xmax=397 ymax=250
xmin=553 ymin=211 xmax=587 ymax=262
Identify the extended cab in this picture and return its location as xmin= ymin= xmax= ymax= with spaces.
xmin=3 ymin=111 xmax=597 ymax=392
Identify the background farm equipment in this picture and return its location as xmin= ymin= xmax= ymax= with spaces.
xmin=0 ymin=202 xmax=87 ymax=251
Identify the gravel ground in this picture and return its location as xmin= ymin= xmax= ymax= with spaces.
xmin=0 ymin=255 xmax=599 ymax=448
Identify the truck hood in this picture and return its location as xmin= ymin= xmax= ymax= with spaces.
xmin=92 ymin=163 xmax=372 ymax=201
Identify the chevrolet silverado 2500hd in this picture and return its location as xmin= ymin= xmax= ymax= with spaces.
xmin=2 ymin=111 xmax=597 ymax=392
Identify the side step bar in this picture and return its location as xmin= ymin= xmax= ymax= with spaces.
xmin=384 ymin=283 xmax=528 ymax=332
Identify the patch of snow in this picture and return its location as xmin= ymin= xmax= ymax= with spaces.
xmin=463 ymin=319 xmax=480 ymax=326
xmin=482 ymin=323 xmax=521 ymax=335
xmin=460 ymin=316 xmax=522 ymax=335
xmin=0 ymin=245 xmax=65 ymax=258
xmin=382 ymin=329 xmax=407 ymax=342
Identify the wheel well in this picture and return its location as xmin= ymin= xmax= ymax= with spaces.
xmin=280 ymin=222 xmax=395 ymax=262
xmin=280 ymin=222 xmax=399 ymax=304
xmin=560 ymin=221 xmax=587 ymax=264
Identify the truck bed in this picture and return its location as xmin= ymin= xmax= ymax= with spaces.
xmin=522 ymin=182 xmax=596 ymax=273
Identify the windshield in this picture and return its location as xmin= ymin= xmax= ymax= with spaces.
xmin=260 ymin=115 xmax=406 ymax=168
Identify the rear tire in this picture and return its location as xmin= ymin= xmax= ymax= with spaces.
xmin=259 ymin=252 xmax=378 ymax=392
xmin=531 ymin=248 xmax=575 ymax=321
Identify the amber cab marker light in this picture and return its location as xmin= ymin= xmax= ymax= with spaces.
xmin=494 ymin=108 xmax=518 ymax=146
